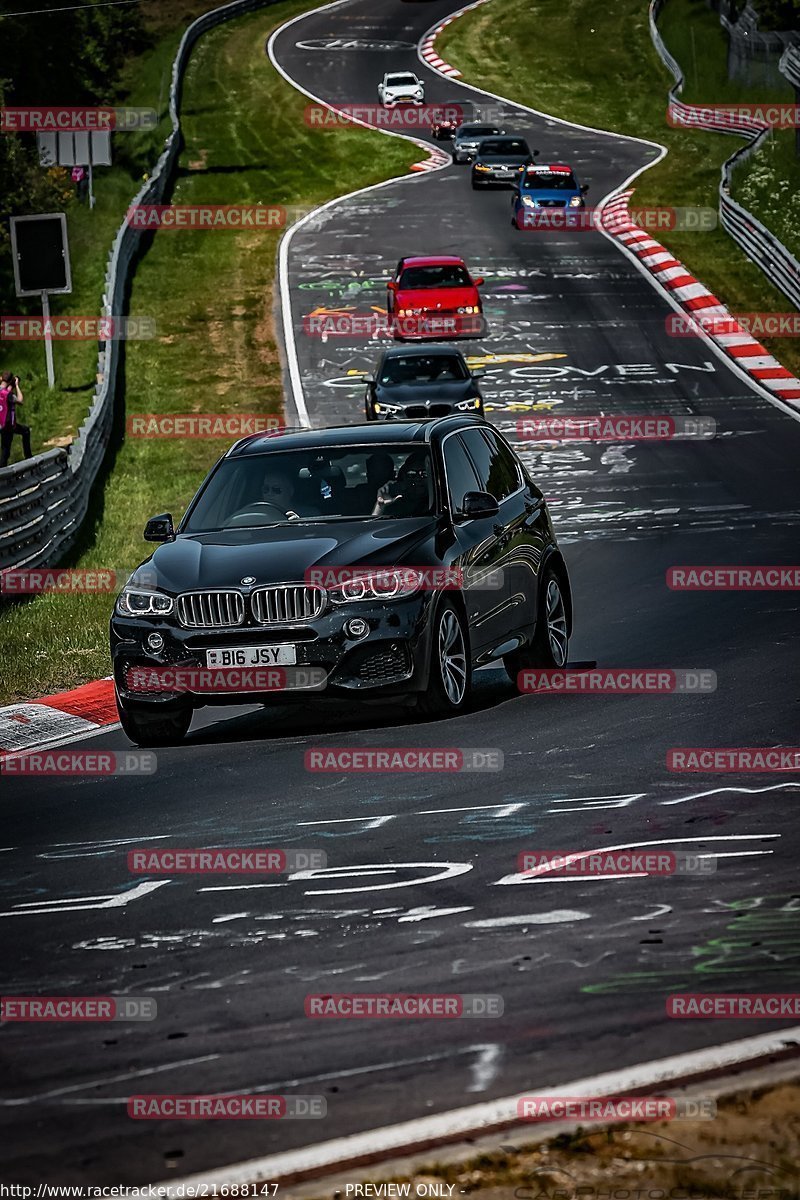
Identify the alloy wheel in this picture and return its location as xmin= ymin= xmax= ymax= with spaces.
xmin=439 ymin=609 xmax=467 ymax=706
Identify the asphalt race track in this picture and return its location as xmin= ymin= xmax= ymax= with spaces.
xmin=3 ymin=0 xmax=800 ymax=1184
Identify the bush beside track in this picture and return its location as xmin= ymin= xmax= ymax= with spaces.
xmin=437 ymin=0 xmax=800 ymax=380
xmin=0 ymin=0 xmax=417 ymax=706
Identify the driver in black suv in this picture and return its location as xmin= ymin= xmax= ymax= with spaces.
xmin=256 ymin=470 xmax=302 ymax=520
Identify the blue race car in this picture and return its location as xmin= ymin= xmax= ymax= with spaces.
xmin=511 ymin=163 xmax=589 ymax=229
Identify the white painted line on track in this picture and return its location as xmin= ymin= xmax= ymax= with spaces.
xmin=266 ymin=1 xmax=453 ymax=427
xmin=496 ymin=833 xmax=780 ymax=883
xmin=155 ymin=1027 xmax=800 ymax=1188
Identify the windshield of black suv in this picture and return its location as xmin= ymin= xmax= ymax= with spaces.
xmin=398 ymin=264 xmax=471 ymax=289
xmin=183 ymin=447 xmax=436 ymax=530
xmin=479 ymin=139 xmax=529 ymax=156
xmin=380 ymin=354 xmax=469 ymax=386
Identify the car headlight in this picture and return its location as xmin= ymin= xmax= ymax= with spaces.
xmin=475 ymin=164 xmax=492 ymax=172
xmin=569 ymin=195 xmax=583 ymax=207
xmin=521 ymin=195 xmax=536 ymax=207
xmin=397 ymin=308 xmax=424 ymax=316
xmin=456 ymin=397 xmax=482 ymax=410
xmin=374 ymin=402 xmax=402 ymax=414
xmin=457 ymin=306 xmax=479 ymax=314
xmin=116 ymin=587 xmax=175 ymax=617
xmin=329 ymin=569 xmax=425 ymax=604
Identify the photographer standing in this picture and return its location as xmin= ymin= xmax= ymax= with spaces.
xmin=0 ymin=372 xmax=33 ymax=468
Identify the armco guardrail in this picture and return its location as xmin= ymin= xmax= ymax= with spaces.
xmin=648 ymin=0 xmax=800 ymax=312
xmin=0 ymin=0 xmax=278 ymax=576
xmin=781 ymin=44 xmax=800 ymax=89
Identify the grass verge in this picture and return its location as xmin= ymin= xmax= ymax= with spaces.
xmin=438 ymin=0 xmax=800 ymax=375
xmin=0 ymin=0 xmax=418 ymax=704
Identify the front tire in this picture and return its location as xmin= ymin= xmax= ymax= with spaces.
xmin=417 ymin=601 xmax=471 ymax=718
xmin=503 ymin=569 xmax=569 ymax=683
xmin=117 ymin=699 xmax=192 ymax=747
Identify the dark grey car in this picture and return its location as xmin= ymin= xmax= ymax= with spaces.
xmin=471 ymin=136 xmax=536 ymax=187
xmin=363 ymin=346 xmax=485 ymax=421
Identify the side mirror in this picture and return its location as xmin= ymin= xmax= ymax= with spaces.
xmin=144 ymin=513 xmax=175 ymax=542
xmin=471 ymin=367 xmax=486 ymax=378
xmin=362 ymin=374 xmax=375 ymax=383
xmin=457 ymin=491 xmax=500 ymax=521
xmin=581 ymin=184 xmax=590 ymax=194
xmin=473 ymin=276 xmax=485 ymax=287
xmin=387 ymin=280 xmax=397 ymax=291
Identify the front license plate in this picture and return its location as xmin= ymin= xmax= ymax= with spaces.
xmin=206 ymin=644 xmax=297 ymax=667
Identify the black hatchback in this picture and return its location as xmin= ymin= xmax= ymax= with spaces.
xmin=111 ymin=419 xmax=572 ymax=745
xmin=363 ymin=346 xmax=486 ymax=421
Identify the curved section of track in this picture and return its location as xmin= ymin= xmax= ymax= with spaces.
xmin=3 ymin=0 xmax=800 ymax=1184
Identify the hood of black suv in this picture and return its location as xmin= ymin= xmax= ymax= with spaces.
xmin=130 ymin=518 xmax=436 ymax=595
xmin=376 ymin=379 xmax=477 ymax=404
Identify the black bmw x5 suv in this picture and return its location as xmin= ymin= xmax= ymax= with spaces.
xmin=111 ymin=418 xmax=572 ymax=745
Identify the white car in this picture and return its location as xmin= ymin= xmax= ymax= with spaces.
xmin=377 ymin=72 xmax=425 ymax=107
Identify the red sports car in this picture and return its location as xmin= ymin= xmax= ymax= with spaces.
xmin=387 ymin=255 xmax=487 ymax=341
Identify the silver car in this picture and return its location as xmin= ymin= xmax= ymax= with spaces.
xmin=453 ymin=122 xmax=505 ymax=163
